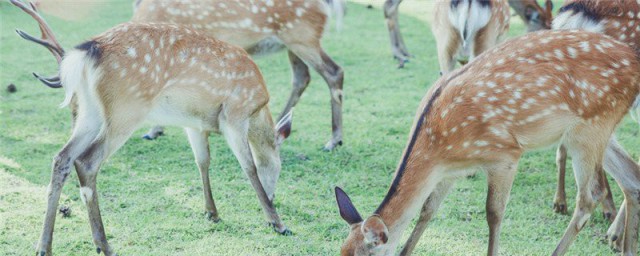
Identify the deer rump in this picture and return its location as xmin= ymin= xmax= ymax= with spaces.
xmin=447 ymin=0 xmax=493 ymax=63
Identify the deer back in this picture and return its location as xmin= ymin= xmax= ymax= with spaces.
xmin=413 ymin=30 xmax=639 ymax=163
xmin=132 ymin=0 xmax=330 ymax=51
xmin=61 ymin=23 xmax=269 ymax=130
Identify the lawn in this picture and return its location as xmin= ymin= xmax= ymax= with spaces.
xmin=0 ymin=0 xmax=637 ymax=255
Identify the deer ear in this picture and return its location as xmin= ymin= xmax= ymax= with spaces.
xmin=361 ymin=215 xmax=389 ymax=247
xmin=275 ymin=110 xmax=293 ymax=146
xmin=335 ymin=187 xmax=363 ymax=225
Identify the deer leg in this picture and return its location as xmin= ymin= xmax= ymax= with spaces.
xmin=485 ymin=160 xmax=519 ymax=256
xmin=185 ymin=128 xmax=219 ymax=222
xmin=384 ymin=0 xmax=410 ymax=67
xmin=553 ymin=136 xmax=607 ymax=256
xmin=435 ymin=29 xmax=458 ymax=76
xmin=400 ymin=179 xmax=454 ymax=256
xmin=554 ymin=144 xmax=568 ymax=215
xmin=248 ymin=108 xmax=282 ymax=202
xmin=278 ymin=51 xmax=311 ymax=123
xmin=222 ymin=119 xmax=290 ymax=235
xmin=142 ymin=125 xmax=165 ymax=140
xmin=287 ymin=44 xmax=344 ymax=151
xmin=36 ymin=120 xmax=102 ymax=255
xmin=602 ymin=137 xmax=640 ymax=254
xmin=598 ymin=167 xmax=617 ymax=222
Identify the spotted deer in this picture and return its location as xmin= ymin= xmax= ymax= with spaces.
xmin=132 ymin=0 xmax=345 ymax=151
xmin=335 ymin=30 xmax=640 ymax=255
xmin=551 ymin=0 xmax=640 ymax=250
xmin=508 ymin=0 xmax=554 ymax=32
xmin=431 ymin=0 xmax=510 ymax=75
xmin=10 ymin=0 xmax=293 ymax=255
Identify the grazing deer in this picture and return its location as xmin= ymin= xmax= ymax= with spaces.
xmin=552 ymin=0 xmax=640 ymax=250
xmin=335 ymin=30 xmax=640 ymax=255
xmin=10 ymin=0 xmax=293 ymax=255
xmin=431 ymin=0 xmax=510 ymax=75
xmin=508 ymin=0 xmax=554 ymax=32
xmin=132 ymin=0 xmax=345 ymax=151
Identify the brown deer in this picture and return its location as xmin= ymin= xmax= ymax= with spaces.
xmin=431 ymin=0 xmax=510 ymax=75
xmin=132 ymin=0 xmax=346 ymax=151
xmin=384 ymin=0 xmax=510 ymax=69
xmin=509 ymin=0 xmax=554 ymax=32
xmin=335 ymin=30 xmax=640 ymax=255
xmin=552 ymin=0 xmax=640 ymax=250
xmin=10 ymin=0 xmax=293 ymax=255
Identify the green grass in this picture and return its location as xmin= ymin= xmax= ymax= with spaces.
xmin=0 ymin=1 xmax=638 ymax=255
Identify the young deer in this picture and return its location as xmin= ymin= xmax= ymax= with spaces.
xmin=132 ymin=0 xmax=345 ymax=151
xmin=11 ymin=0 xmax=293 ymax=255
xmin=508 ymin=0 xmax=554 ymax=32
xmin=432 ymin=0 xmax=510 ymax=75
xmin=335 ymin=30 xmax=640 ymax=255
xmin=552 ymin=0 xmax=640 ymax=249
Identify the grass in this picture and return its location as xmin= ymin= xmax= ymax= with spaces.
xmin=0 ymin=0 xmax=638 ymax=255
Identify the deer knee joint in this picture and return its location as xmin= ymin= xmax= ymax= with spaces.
xmin=80 ymin=187 xmax=94 ymax=204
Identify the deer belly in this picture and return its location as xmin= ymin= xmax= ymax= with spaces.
xmin=146 ymin=95 xmax=221 ymax=132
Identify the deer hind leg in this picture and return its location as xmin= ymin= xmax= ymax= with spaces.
xmin=142 ymin=125 xmax=165 ymax=140
xmin=278 ymin=51 xmax=311 ymax=124
xmin=400 ymin=179 xmax=455 ymax=256
xmin=36 ymin=112 xmax=103 ymax=256
xmin=222 ymin=118 xmax=290 ymax=235
xmin=74 ymin=114 xmax=145 ymax=256
xmin=384 ymin=0 xmax=410 ymax=67
xmin=248 ymin=108 xmax=281 ymax=202
xmin=185 ymin=128 xmax=219 ymax=222
xmin=602 ymin=137 xmax=640 ymax=254
xmin=286 ymin=43 xmax=344 ymax=151
xmin=554 ymin=144 xmax=568 ymax=215
xmin=435 ymin=29 xmax=459 ymax=76
xmin=485 ymin=159 xmax=519 ymax=256
xmin=553 ymin=130 xmax=609 ymax=256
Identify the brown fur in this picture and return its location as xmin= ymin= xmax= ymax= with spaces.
xmin=133 ymin=0 xmax=345 ymax=150
xmin=336 ymin=30 xmax=640 ymax=256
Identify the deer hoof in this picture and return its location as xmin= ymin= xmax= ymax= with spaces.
xmin=142 ymin=134 xmax=155 ymax=140
xmin=36 ymin=251 xmax=46 ymax=256
xmin=553 ymin=202 xmax=568 ymax=215
xmin=205 ymin=212 xmax=220 ymax=223
xmin=279 ymin=229 xmax=293 ymax=236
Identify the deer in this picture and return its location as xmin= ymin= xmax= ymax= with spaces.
xmin=509 ymin=0 xmax=554 ymax=32
xmin=550 ymin=0 xmax=640 ymax=250
xmin=10 ymin=0 xmax=294 ymax=255
xmin=431 ymin=0 xmax=510 ymax=75
xmin=385 ymin=0 xmax=510 ymax=69
xmin=335 ymin=29 xmax=640 ymax=256
xmin=131 ymin=0 xmax=346 ymax=151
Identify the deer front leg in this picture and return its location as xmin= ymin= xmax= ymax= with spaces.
xmin=485 ymin=161 xmax=519 ymax=256
xmin=185 ymin=128 xmax=219 ymax=222
xmin=607 ymin=201 xmax=626 ymax=252
xmin=142 ymin=125 xmax=165 ymax=140
xmin=222 ymin=120 xmax=290 ymax=235
xmin=400 ymin=180 xmax=454 ymax=256
xmin=554 ymin=144 xmax=568 ymax=215
xmin=278 ymin=51 xmax=311 ymax=123
xmin=384 ymin=0 xmax=410 ymax=68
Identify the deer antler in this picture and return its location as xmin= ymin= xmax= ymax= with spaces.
xmin=11 ymin=0 xmax=65 ymax=88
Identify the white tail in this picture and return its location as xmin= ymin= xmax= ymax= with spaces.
xmin=335 ymin=30 xmax=640 ymax=256
xmin=133 ymin=0 xmax=345 ymax=150
xmin=11 ymin=1 xmax=293 ymax=255
xmin=432 ymin=0 xmax=510 ymax=75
